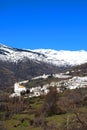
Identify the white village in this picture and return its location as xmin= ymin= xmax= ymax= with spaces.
xmin=10 ymin=73 xmax=87 ymax=98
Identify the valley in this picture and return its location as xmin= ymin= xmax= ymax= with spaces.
xmin=0 ymin=44 xmax=87 ymax=130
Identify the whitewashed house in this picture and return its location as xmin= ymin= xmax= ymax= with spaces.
xmin=14 ymin=82 xmax=26 ymax=94
xmin=10 ymin=82 xmax=27 ymax=97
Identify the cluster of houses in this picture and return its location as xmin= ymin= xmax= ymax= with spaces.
xmin=10 ymin=73 xmax=87 ymax=98
xmin=10 ymin=82 xmax=50 ymax=98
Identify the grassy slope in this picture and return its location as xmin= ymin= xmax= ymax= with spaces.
xmin=2 ymin=88 xmax=87 ymax=130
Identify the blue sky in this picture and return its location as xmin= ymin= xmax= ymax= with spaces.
xmin=0 ymin=0 xmax=87 ymax=50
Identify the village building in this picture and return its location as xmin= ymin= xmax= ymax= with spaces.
xmin=14 ymin=82 xmax=26 ymax=94
xmin=10 ymin=82 xmax=27 ymax=97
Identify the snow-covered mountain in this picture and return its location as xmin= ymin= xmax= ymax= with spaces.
xmin=34 ymin=49 xmax=87 ymax=66
xmin=0 ymin=44 xmax=60 ymax=88
xmin=0 ymin=44 xmax=46 ymax=63
xmin=1 ymin=43 xmax=87 ymax=67
xmin=1 ymin=43 xmax=87 ymax=89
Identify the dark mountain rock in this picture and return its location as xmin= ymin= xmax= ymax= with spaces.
xmin=0 ymin=59 xmax=63 ymax=89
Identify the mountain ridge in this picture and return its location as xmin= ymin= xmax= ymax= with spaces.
xmin=1 ymin=43 xmax=87 ymax=66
